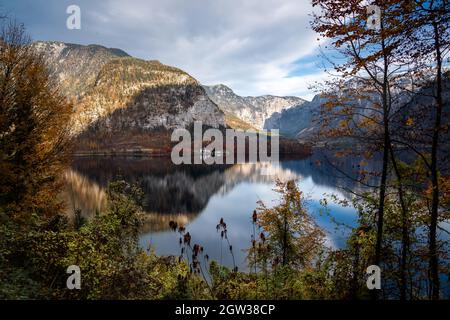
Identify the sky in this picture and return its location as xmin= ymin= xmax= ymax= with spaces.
xmin=1 ymin=0 xmax=329 ymax=100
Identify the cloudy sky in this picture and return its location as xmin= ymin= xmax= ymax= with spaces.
xmin=1 ymin=0 xmax=328 ymax=100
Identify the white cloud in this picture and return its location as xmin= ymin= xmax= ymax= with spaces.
xmin=10 ymin=0 xmax=329 ymax=99
xmin=82 ymin=0 xmax=328 ymax=99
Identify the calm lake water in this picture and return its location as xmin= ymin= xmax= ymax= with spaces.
xmin=65 ymin=152 xmax=374 ymax=270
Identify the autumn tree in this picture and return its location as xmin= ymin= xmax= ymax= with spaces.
xmin=311 ymin=1 xmax=415 ymax=298
xmin=406 ymin=0 xmax=449 ymax=299
xmin=0 ymin=19 xmax=72 ymax=221
xmin=356 ymin=0 xmax=450 ymax=299
xmin=251 ymin=180 xmax=325 ymax=268
xmin=312 ymin=0 xmax=449 ymax=299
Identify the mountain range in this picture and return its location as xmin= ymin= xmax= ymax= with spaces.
xmin=32 ymin=41 xmax=316 ymax=154
xmin=33 ymin=42 xmax=225 ymax=153
xmin=32 ymin=41 xmax=448 ymax=157
xmin=202 ymin=84 xmax=306 ymax=130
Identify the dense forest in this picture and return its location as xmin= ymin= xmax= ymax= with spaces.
xmin=0 ymin=0 xmax=449 ymax=300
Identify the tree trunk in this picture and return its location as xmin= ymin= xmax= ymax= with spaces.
xmin=389 ymin=144 xmax=409 ymax=300
xmin=282 ymin=213 xmax=288 ymax=266
xmin=374 ymin=21 xmax=391 ymax=271
xmin=429 ymin=21 xmax=442 ymax=300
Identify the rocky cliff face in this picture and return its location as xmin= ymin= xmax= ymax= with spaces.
xmin=202 ymin=84 xmax=306 ymax=130
xmin=33 ymin=41 xmax=225 ymax=152
xmin=33 ymin=41 xmax=129 ymax=99
xmin=69 ymin=57 xmax=224 ymax=136
xmin=271 ymin=95 xmax=322 ymax=140
xmin=271 ymin=74 xmax=450 ymax=147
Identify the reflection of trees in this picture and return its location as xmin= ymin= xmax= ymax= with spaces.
xmin=63 ymin=170 xmax=108 ymax=219
xmin=70 ymin=157 xmax=231 ymax=216
xmin=67 ymin=154 xmax=365 ymax=230
xmin=281 ymin=151 xmax=381 ymax=199
xmin=139 ymin=212 xmax=196 ymax=233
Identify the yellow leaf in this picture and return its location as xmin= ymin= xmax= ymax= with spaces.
xmin=405 ymin=117 xmax=414 ymax=126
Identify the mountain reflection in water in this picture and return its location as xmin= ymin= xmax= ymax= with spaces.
xmin=65 ymin=153 xmax=374 ymax=270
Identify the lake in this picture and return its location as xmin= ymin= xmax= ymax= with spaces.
xmin=65 ymin=151 xmax=374 ymax=270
